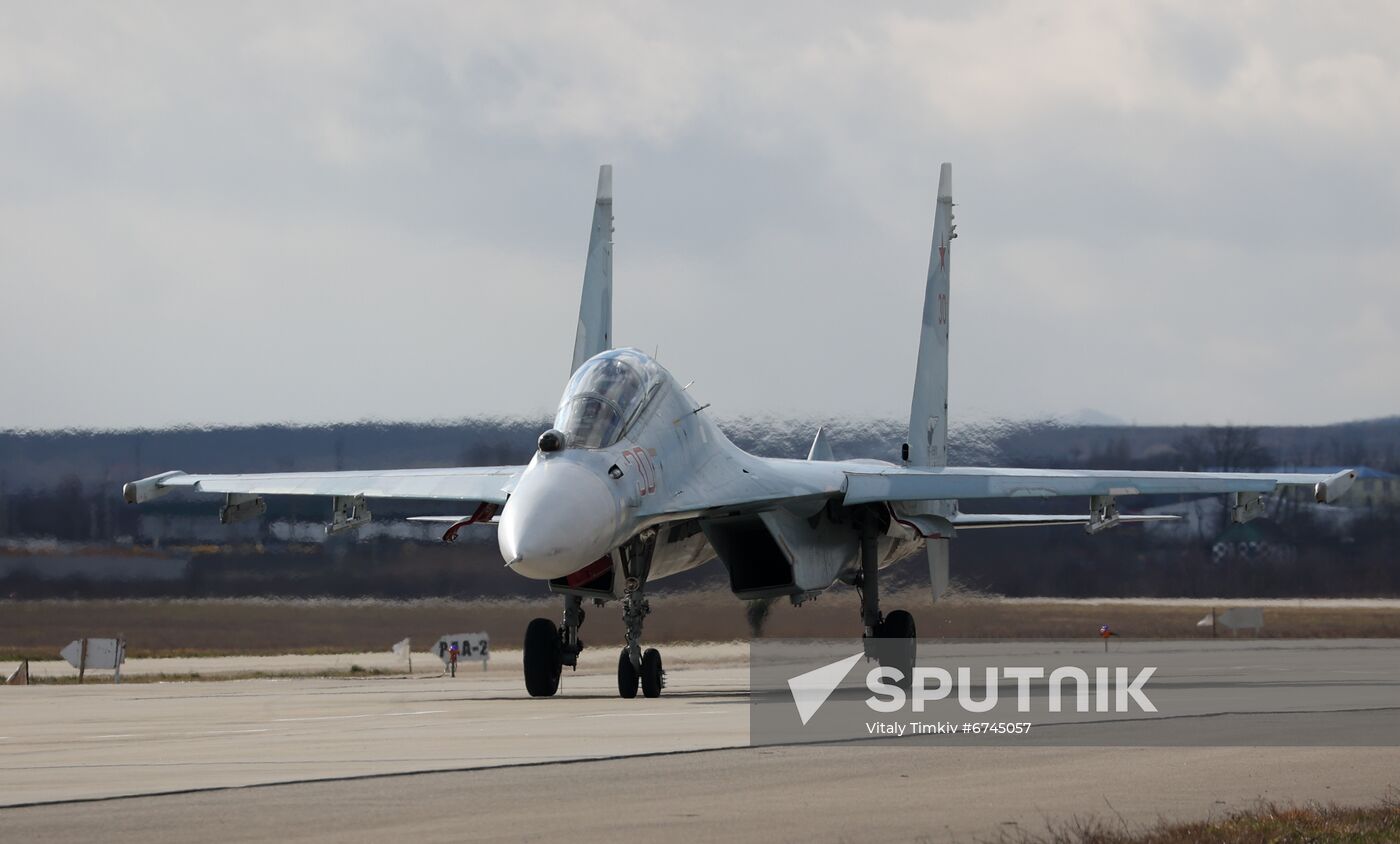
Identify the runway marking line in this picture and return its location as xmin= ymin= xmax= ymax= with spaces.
xmin=84 ymin=729 xmax=271 ymax=741
xmin=194 ymin=729 xmax=269 ymax=736
xmin=272 ymin=709 xmax=446 ymax=723
xmin=0 ymin=742 xmax=760 ymax=811
xmin=583 ymin=711 xmax=730 ymax=719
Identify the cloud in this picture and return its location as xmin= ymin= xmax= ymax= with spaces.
xmin=1 ymin=2 xmax=1396 ymax=429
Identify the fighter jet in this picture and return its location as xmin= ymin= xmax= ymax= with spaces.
xmin=124 ymin=164 xmax=1357 ymax=698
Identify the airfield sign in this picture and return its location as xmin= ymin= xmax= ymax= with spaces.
xmin=1197 ymin=607 xmax=1265 ymax=636
xmin=60 ymin=637 xmax=126 ymax=683
xmin=435 ymin=633 xmax=490 ymax=671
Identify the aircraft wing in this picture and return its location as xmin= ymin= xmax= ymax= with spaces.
xmin=123 ymin=466 xmax=523 ymax=505
xmin=647 ymin=459 xmax=1355 ymax=527
xmin=842 ymin=466 xmax=1358 ymax=505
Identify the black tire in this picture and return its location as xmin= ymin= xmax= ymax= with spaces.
xmin=618 ymin=649 xmax=639 ymax=699
xmin=882 ymin=609 xmax=916 ymax=639
xmin=878 ymin=609 xmax=916 ymax=692
xmin=641 ymin=648 xmax=664 ymax=698
xmin=523 ymin=617 xmax=562 ymax=697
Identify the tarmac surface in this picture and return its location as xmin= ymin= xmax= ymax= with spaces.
xmin=3 ymin=640 xmax=1398 ymax=842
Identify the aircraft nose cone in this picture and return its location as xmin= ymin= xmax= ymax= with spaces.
xmin=499 ymin=459 xmax=621 ymax=579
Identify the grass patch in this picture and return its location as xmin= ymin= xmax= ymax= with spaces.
xmin=23 ymin=666 xmax=401 ymax=684
xmin=996 ymin=799 xmax=1400 ymax=843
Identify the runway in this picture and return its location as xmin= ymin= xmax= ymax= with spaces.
xmin=3 ymin=640 xmax=1398 ymax=842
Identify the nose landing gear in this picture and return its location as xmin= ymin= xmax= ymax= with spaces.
xmin=640 ymin=647 xmax=665 ymax=698
xmin=616 ymin=581 xmax=665 ymax=698
xmin=618 ymin=646 xmax=665 ymax=699
xmin=618 ymin=648 xmax=638 ymax=698
xmin=615 ymin=531 xmax=664 ymax=699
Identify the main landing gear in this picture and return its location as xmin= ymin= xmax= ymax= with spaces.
xmin=523 ymin=595 xmax=587 ymax=697
xmin=857 ymin=512 xmax=916 ymax=690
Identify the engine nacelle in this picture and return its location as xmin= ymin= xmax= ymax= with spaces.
xmin=703 ymin=502 xmax=928 ymax=600
xmin=701 ymin=514 xmax=797 ymax=599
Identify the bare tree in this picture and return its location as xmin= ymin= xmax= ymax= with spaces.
xmin=1173 ymin=425 xmax=1274 ymax=472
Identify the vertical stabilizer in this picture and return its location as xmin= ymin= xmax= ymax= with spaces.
xmin=907 ymin=163 xmax=954 ymax=468
xmin=910 ymin=164 xmax=956 ymax=603
xmin=571 ymin=165 xmax=614 ymax=375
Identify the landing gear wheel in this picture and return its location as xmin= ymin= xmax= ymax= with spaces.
xmin=523 ymin=617 xmax=563 ymax=697
xmin=881 ymin=609 xmax=916 ymax=638
xmin=641 ymin=648 xmax=665 ymax=698
xmin=876 ymin=609 xmax=916 ymax=692
xmin=618 ymin=649 xmax=639 ymax=699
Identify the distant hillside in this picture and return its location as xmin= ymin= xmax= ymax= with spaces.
xmin=2 ymin=415 xmax=1396 ymax=492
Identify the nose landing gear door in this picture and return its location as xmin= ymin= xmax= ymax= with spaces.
xmin=548 ymin=551 xmax=618 ymax=598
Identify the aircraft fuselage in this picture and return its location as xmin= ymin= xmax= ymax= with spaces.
xmin=498 ymin=348 xmax=924 ymax=600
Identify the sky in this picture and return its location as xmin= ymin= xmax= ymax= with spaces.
xmin=1 ymin=2 xmax=1397 ymax=431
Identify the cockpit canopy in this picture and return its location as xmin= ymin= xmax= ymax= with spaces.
xmin=554 ymin=349 xmax=663 ymax=449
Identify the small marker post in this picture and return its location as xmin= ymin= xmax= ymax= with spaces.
xmin=1099 ymin=624 xmax=1117 ymax=652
